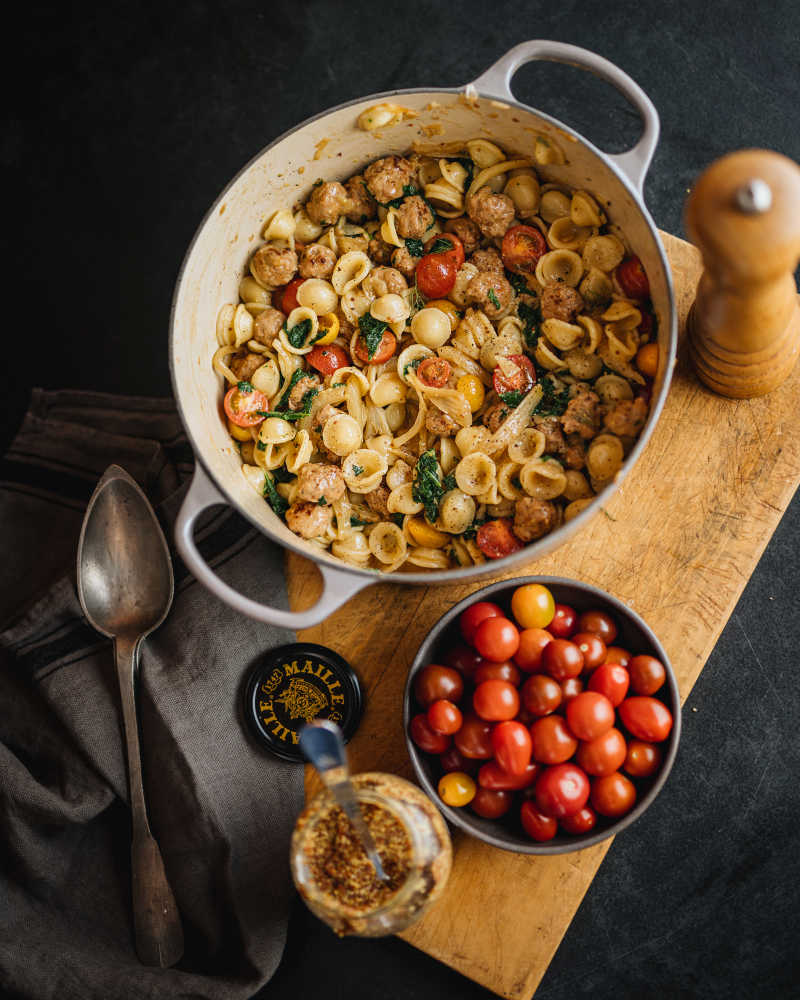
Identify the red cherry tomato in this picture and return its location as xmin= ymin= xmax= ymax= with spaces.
xmin=520 ymin=801 xmax=558 ymax=841
xmin=440 ymin=746 xmax=474 ymax=774
xmin=307 ymin=343 xmax=350 ymax=375
xmin=588 ymin=663 xmax=630 ymax=707
xmin=577 ymin=609 xmax=618 ymax=645
xmin=604 ymin=646 xmax=632 ymax=668
xmin=478 ymin=760 xmax=539 ymax=791
xmin=353 ymin=329 xmax=397 ymax=365
xmin=628 ymin=655 xmax=666 ymax=695
xmin=619 ymin=697 xmax=673 ymax=742
xmin=491 ymin=721 xmax=532 ymax=775
xmin=571 ymin=632 xmax=607 ymax=670
xmin=416 ymin=253 xmax=457 ymax=298
xmin=591 ymin=771 xmax=637 ymax=818
xmin=549 ymin=604 xmax=578 ymax=638
xmin=514 ymin=628 xmax=554 ymax=672
xmin=473 ymin=679 xmax=520 ymax=721
xmin=560 ymin=805 xmax=597 ymax=835
xmin=529 ymin=715 xmax=578 ymax=765
xmin=280 ymin=277 xmax=304 ymax=313
xmin=427 ymin=699 xmax=463 ymax=735
xmin=624 ymin=740 xmax=663 ymax=778
xmin=444 ymin=643 xmax=485 ymax=678
xmin=454 ymin=714 xmax=494 ymax=759
xmin=475 ymin=519 xmax=523 ymax=560
xmin=560 ymin=677 xmax=584 ymax=702
xmin=409 ymin=713 xmax=451 ymax=754
xmin=424 ymin=233 xmax=465 ymax=269
xmin=471 ymin=787 xmax=513 ymax=819
xmin=474 ymin=660 xmax=521 ymax=686
xmin=617 ymin=255 xmax=650 ymax=299
xmin=501 ymin=225 xmax=548 ymax=276
xmin=566 ymin=691 xmax=615 ymax=742
xmin=521 ymin=674 xmax=563 ymax=717
xmin=414 ymin=665 xmax=464 ymax=708
xmin=492 ymin=354 xmax=536 ymax=398
xmin=417 ymin=356 xmax=452 ymax=388
xmin=474 ymin=617 xmax=520 ymax=662
xmin=534 ymin=763 xmax=590 ymax=819
xmin=223 ymin=384 xmax=268 ymax=427
xmin=460 ymin=602 xmax=503 ymax=645
xmin=541 ymin=639 xmax=584 ymax=681
xmin=575 ymin=727 xmax=627 ymax=777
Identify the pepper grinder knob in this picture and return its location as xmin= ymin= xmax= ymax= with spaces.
xmin=685 ymin=149 xmax=800 ymax=397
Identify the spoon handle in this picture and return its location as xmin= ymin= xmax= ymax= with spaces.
xmin=115 ymin=635 xmax=184 ymax=967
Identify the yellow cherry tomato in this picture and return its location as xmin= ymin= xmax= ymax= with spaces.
xmin=313 ymin=312 xmax=339 ymax=345
xmin=438 ymin=771 xmax=476 ymax=807
xmin=511 ymin=583 xmax=556 ymax=629
xmin=227 ymin=417 xmax=252 ymax=442
xmin=407 ymin=517 xmax=449 ymax=548
xmin=456 ymin=374 xmax=485 ymax=413
xmin=636 ymin=342 xmax=659 ymax=377
xmin=425 ymin=298 xmax=461 ymax=328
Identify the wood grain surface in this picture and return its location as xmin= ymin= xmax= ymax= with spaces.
xmin=287 ymin=232 xmax=800 ymax=999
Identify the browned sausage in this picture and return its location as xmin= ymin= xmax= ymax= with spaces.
xmin=425 ymin=408 xmax=460 ymax=437
xmin=540 ymin=282 xmax=584 ymax=322
xmin=564 ymin=435 xmax=587 ymax=470
xmin=482 ymin=401 xmax=510 ymax=433
xmin=470 ymin=248 xmax=505 ymax=275
xmin=306 ymin=181 xmax=349 ymax=226
xmin=466 ymin=272 xmax=514 ymax=319
xmin=230 ymin=352 xmax=266 ymax=382
xmin=369 ymin=266 xmax=408 ymax=296
xmin=513 ymin=497 xmax=558 ymax=542
xmin=252 ymin=307 xmax=285 ymax=346
xmin=533 ymin=415 xmax=566 ymax=455
xmin=250 ymin=245 xmax=298 ymax=287
xmin=296 ymin=463 xmax=346 ymax=503
xmin=444 ymin=217 xmax=481 ymax=255
xmin=365 ymin=484 xmax=392 ymax=518
xmin=344 ymin=175 xmax=377 ymax=222
xmin=288 ymin=374 xmax=321 ymax=410
xmin=364 ymin=155 xmax=415 ymax=203
xmin=560 ymin=387 xmax=603 ymax=439
xmin=391 ymin=245 xmax=420 ymax=280
xmin=603 ymin=397 xmax=648 ymax=437
xmin=286 ymin=501 xmax=334 ymax=538
xmin=395 ymin=195 xmax=434 ymax=238
xmin=368 ymin=235 xmax=395 ymax=265
xmin=465 ymin=187 xmax=515 ymax=239
xmin=299 ymin=244 xmax=336 ymax=279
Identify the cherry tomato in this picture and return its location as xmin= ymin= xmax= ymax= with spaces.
xmin=439 ymin=746 xmax=473 ymax=774
xmin=514 ymin=628 xmax=554 ymax=672
xmin=427 ymin=699 xmax=463 ymax=735
xmin=438 ymin=771 xmax=476 ymax=807
xmin=474 ymin=660 xmax=521 ymax=686
xmin=617 ymin=255 xmax=650 ymax=299
xmin=416 ymin=253 xmax=457 ymax=298
xmin=423 ymin=232 xmax=465 ymax=269
xmin=223 ymin=384 xmax=268 ymax=427
xmin=591 ymin=771 xmax=637 ymax=818
xmin=501 ymin=225 xmax=548 ymax=276
xmin=520 ymin=801 xmax=558 ymax=842
xmin=460 ymin=602 xmax=503 ymax=645
xmin=474 ymin=617 xmax=520 ymax=663
xmin=418 ymin=356 xmax=451 ymax=388
xmin=575 ymin=727 xmax=627 ymax=777
xmin=521 ymin=674 xmax=563 ymax=717
xmin=577 ymin=609 xmax=618 ymax=645
xmin=560 ymin=805 xmax=597 ymax=835
xmin=541 ymin=639 xmax=584 ymax=681
xmin=414 ymin=665 xmax=464 ymax=708
xmin=624 ymin=740 xmax=663 ymax=778
xmin=409 ymin=713 xmax=451 ymax=754
xmin=471 ymin=787 xmax=513 ymax=819
xmin=491 ymin=721 xmax=532 ymax=775
xmin=478 ymin=760 xmax=540 ymax=791
xmin=604 ymin=646 xmax=632 ymax=668
xmin=638 ymin=310 xmax=655 ymax=340
xmin=534 ymin=763 xmax=590 ymax=819
xmin=619 ymin=697 xmax=673 ymax=742
xmin=307 ymin=343 xmax=349 ymax=375
xmin=510 ymin=583 xmax=555 ymax=630
xmin=636 ymin=342 xmax=659 ymax=377
xmin=475 ymin=519 xmax=523 ymax=560
xmin=571 ymin=632 xmax=607 ymax=670
xmin=549 ymin=604 xmax=578 ymax=638
xmin=566 ymin=691 xmax=615 ymax=742
xmin=353 ymin=329 xmax=397 ymax=365
xmin=560 ymin=677 xmax=584 ymax=702
xmin=454 ymin=714 xmax=494 ymax=759
xmin=529 ymin=715 xmax=578 ymax=765
xmin=473 ymin=679 xmax=520 ymax=721
xmin=280 ymin=277 xmax=305 ymax=314
xmin=588 ymin=662 xmax=630 ymax=707
xmin=628 ymin=655 xmax=666 ymax=696
xmin=492 ymin=354 xmax=536 ymax=399
xmin=444 ymin=643 xmax=485 ymax=678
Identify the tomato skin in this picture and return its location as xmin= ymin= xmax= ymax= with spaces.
xmin=549 ymin=604 xmax=578 ymax=638
xmin=478 ymin=760 xmax=540 ymax=791
xmin=427 ymin=699 xmax=463 ymax=735
xmin=628 ymin=655 xmax=666 ymax=695
xmin=414 ymin=665 xmax=464 ymax=708
xmin=619 ymin=697 xmax=673 ymax=742
xmin=521 ymin=674 xmax=563 ymax=717
xmin=575 ymin=727 xmax=627 ymax=777
xmin=460 ymin=602 xmax=503 ymax=644
xmin=572 ymin=632 xmax=607 ymax=670
xmin=510 ymin=584 xmax=555 ymax=630
xmin=471 ymin=787 xmax=513 ymax=819
xmin=529 ymin=715 xmax=578 ymax=765
xmin=454 ymin=714 xmax=494 ymax=759
xmin=409 ymin=713 xmax=451 ymax=754
xmin=604 ymin=646 xmax=631 ymax=668
xmin=474 ymin=660 xmax=521 ymax=686
xmin=307 ymin=343 xmax=349 ymax=374
xmin=591 ymin=771 xmax=637 ymax=818
xmin=444 ymin=643 xmax=485 ymax=678
xmin=588 ymin=663 xmax=630 ymax=707
xmin=541 ymin=639 xmax=584 ymax=681
xmin=560 ymin=805 xmax=597 ymax=835
xmin=416 ymin=253 xmax=457 ymax=298
xmin=424 ymin=233 xmax=465 ymax=269
xmin=534 ymin=763 xmax=590 ymax=819
xmin=617 ymin=255 xmax=650 ymax=299
xmin=577 ymin=610 xmax=618 ymax=645
xmin=223 ymin=385 xmax=268 ymax=427
xmin=473 ymin=679 xmax=520 ymax=721
xmin=353 ymin=329 xmax=397 ymax=365
xmin=501 ymin=225 xmax=548 ymax=275
xmin=492 ymin=354 xmax=536 ymax=399
xmin=514 ymin=628 xmax=554 ymax=672
xmin=417 ymin=356 xmax=451 ymax=388
xmin=438 ymin=771 xmax=476 ymax=807
xmin=280 ymin=277 xmax=305 ymax=314
xmin=491 ymin=721 xmax=533 ymax=775
xmin=474 ymin=617 xmax=520 ymax=663
xmin=440 ymin=746 xmax=474 ymax=774
xmin=475 ymin=519 xmax=524 ymax=560
xmin=566 ymin=691 xmax=615 ymax=742
xmin=560 ymin=677 xmax=584 ymax=702
xmin=624 ymin=740 xmax=663 ymax=778
xmin=520 ymin=801 xmax=558 ymax=841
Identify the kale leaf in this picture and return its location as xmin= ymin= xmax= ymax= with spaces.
xmin=358 ymin=312 xmax=389 ymax=360
xmin=237 ymin=380 xmax=254 ymax=393
xmin=262 ymin=472 xmax=288 ymax=518
xmin=487 ymin=288 xmax=501 ymax=310
xmin=256 ymin=387 xmax=317 ymax=422
xmin=507 ymin=271 xmax=530 ymax=296
xmin=412 ymin=449 xmax=451 ymax=524
xmin=285 ymin=318 xmax=312 ymax=349
xmin=533 ymin=375 xmax=571 ymax=417
xmin=387 ymin=183 xmax=420 ymax=208
xmin=499 ymin=389 xmax=526 ymax=407
xmin=427 ymin=236 xmax=455 ymax=255
xmin=276 ymin=369 xmax=307 ymax=410
xmin=404 ymin=237 xmax=425 ymax=257
xmin=518 ymin=300 xmax=541 ymax=350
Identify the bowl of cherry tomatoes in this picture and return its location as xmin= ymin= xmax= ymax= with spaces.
xmin=404 ymin=577 xmax=680 ymax=853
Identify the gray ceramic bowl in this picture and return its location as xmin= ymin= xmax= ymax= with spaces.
xmin=404 ymin=576 xmax=681 ymax=854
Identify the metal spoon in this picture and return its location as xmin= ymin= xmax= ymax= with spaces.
xmin=299 ymin=720 xmax=389 ymax=883
xmin=77 ymin=464 xmax=184 ymax=967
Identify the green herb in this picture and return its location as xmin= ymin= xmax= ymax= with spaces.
xmin=518 ymin=301 xmax=541 ymax=350
xmin=352 ymin=465 xmax=365 ymax=477
xmin=403 ymin=357 xmax=424 ymax=377
xmin=310 ymin=324 xmax=329 ymax=345
xmin=407 ymin=285 xmax=426 ymax=315
xmin=262 ymin=473 xmax=288 ymax=517
xmin=499 ymin=389 xmax=526 ymax=407
xmin=277 ymin=369 xmax=307 ymax=409
xmin=412 ymin=449 xmax=450 ymax=524
xmin=534 ymin=375 xmax=571 ymax=417
xmin=387 ymin=183 xmax=420 ymax=208
xmin=285 ymin=318 xmax=312 ymax=349
xmin=350 ymin=515 xmax=368 ymax=527
xmin=257 ymin=388 xmax=316 ymax=423
xmin=358 ymin=312 xmax=389 ymax=360
xmin=318 ymin=497 xmax=328 ymax=506
xmin=539 ymin=453 xmax=563 ymax=466
xmin=256 ymin=440 xmax=267 ymax=451
xmin=454 ymin=157 xmax=475 ymax=189
xmin=442 ymin=472 xmax=457 ymax=493
xmin=391 ymin=512 xmax=405 ymax=527
xmin=272 ymin=466 xmax=293 ymax=483
xmin=237 ymin=380 xmax=254 ymax=393
xmin=507 ymin=271 xmax=530 ymax=296
xmin=487 ymin=288 xmax=501 ymax=310
xmin=601 ymin=508 xmax=617 ymax=522
xmin=312 ymin=178 xmax=324 ymax=188
xmin=464 ymin=515 xmax=487 ymax=540
xmin=404 ymin=237 xmax=424 ymax=257
xmin=427 ymin=237 xmax=454 ymax=255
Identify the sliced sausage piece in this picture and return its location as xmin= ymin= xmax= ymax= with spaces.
xmin=231 ymin=352 xmax=265 ymax=382
xmin=288 ymin=374 xmax=321 ymax=410
xmin=369 ymin=266 xmax=408 ymax=297
xmin=395 ymin=195 xmax=434 ymax=239
xmin=560 ymin=387 xmax=603 ymax=440
xmin=466 ymin=272 xmax=514 ymax=319
xmin=296 ymin=462 xmax=346 ymax=503
xmin=365 ymin=484 xmax=391 ymax=518
xmin=344 ymin=175 xmax=377 ymax=222
xmin=533 ymin=415 xmax=566 ymax=455
xmin=470 ymin=248 xmax=505 ymax=275
xmin=299 ymin=244 xmax=336 ymax=279
xmin=364 ymin=155 xmax=415 ymax=203
xmin=540 ymin=282 xmax=584 ymax=322
xmin=465 ymin=187 xmax=515 ymax=239
xmin=482 ymin=401 xmax=510 ymax=433
xmin=286 ymin=501 xmax=334 ymax=538
xmin=603 ymin=397 xmax=648 ymax=437
xmin=564 ymin=435 xmax=586 ymax=470
xmin=425 ymin=408 xmax=460 ymax=437
xmin=252 ymin=307 xmax=285 ymax=346
xmin=444 ymin=217 xmax=481 ymax=255
xmin=250 ymin=245 xmax=298 ymax=287
xmin=306 ymin=181 xmax=349 ymax=226
xmin=513 ymin=498 xmax=558 ymax=542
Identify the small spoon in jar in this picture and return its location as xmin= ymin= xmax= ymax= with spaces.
xmin=299 ymin=720 xmax=389 ymax=883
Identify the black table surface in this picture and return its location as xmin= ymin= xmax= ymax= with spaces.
xmin=8 ymin=1 xmax=799 ymax=997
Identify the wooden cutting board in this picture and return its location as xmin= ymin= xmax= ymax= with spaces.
xmin=287 ymin=232 xmax=800 ymax=999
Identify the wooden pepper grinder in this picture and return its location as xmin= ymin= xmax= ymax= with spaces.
xmin=686 ymin=149 xmax=800 ymax=398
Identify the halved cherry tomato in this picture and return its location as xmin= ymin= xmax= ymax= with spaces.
xmin=427 ymin=699 xmax=463 ymax=735
xmin=549 ymin=604 xmax=578 ymax=638
xmin=475 ymin=519 xmax=523 ymax=560
xmin=460 ymin=602 xmax=503 ymax=645
xmin=416 ymin=253 xmax=457 ymax=298
xmin=521 ymin=674 xmax=562 ymax=717
xmin=520 ymin=801 xmax=558 ymax=841
xmin=588 ymin=662 xmax=630 ymax=707
xmin=471 ymin=786 xmax=513 ymax=818
xmin=353 ymin=329 xmax=397 ymax=365
xmin=492 ymin=354 xmax=536 ymax=399
xmin=490 ymin=720 xmax=532 ymax=775
xmin=414 ymin=665 xmax=464 ymax=708
xmin=474 ymin=618 xmax=520 ymax=663
xmin=619 ymin=697 xmax=673 ymax=742
xmin=454 ymin=714 xmax=494 ymax=759
xmin=444 ymin=643 xmax=485 ymax=678
xmin=473 ymin=679 xmax=520 ymax=721
xmin=541 ymin=639 xmax=584 ymax=681
xmin=501 ymin=225 xmax=548 ymax=276
xmin=474 ymin=660 xmax=521 ymax=686
xmin=617 ymin=255 xmax=650 ymax=299
xmin=418 ymin=356 xmax=452 ymax=388
xmin=424 ymin=233 xmax=465 ymax=269
xmin=529 ymin=715 xmax=578 ymax=765
xmin=591 ymin=771 xmax=636 ymax=818
xmin=566 ymin=692 xmax=615 ymax=742
xmin=223 ymin=384 xmax=268 ymax=427
xmin=534 ymin=763 xmax=590 ymax=819
xmin=280 ymin=277 xmax=305 ymax=314
xmin=560 ymin=805 xmax=597 ymax=835
xmin=478 ymin=760 xmax=539 ymax=791
xmin=624 ymin=740 xmax=663 ymax=778
xmin=628 ymin=655 xmax=666 ymax=695
xmin=514 ymin=628 xmax=554 ymax=672
xmin=409 ymin=713 xmax=451 ymax=754
xmin=307 ymin=343 xmax=349 ymax=375
xmin=572 ymin=632 xmax=607 ymax=670
xmin=575 ymin=727 xmax=627 ymax=777
xmin=511 ymin=583 xmax=554 ymax=629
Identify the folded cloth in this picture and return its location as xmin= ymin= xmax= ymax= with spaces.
xmin=0 ymin=390 xmax=304 ymax=1000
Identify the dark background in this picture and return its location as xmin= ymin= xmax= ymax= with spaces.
xmin=7 ymin=1 xmax=800 ymax=997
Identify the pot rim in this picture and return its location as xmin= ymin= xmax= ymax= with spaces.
xmin=169 ymin=84 xmax=677 ymax=586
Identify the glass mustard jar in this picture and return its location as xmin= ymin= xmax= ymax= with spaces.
xmin=290 ymin=771 xmax=452 ymax=937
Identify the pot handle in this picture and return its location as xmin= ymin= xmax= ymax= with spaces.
xmin=175 ymin=464 xmax=371 ymax=628
xmin=469 ymin=40 xmax=659 ymax=194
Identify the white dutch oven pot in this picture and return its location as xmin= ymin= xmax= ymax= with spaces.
xmin=171 ymin=40 xmax=677 ymax=628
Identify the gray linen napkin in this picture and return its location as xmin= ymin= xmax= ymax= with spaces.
xmin=0 ymin=389 xmax=304 ymax=999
